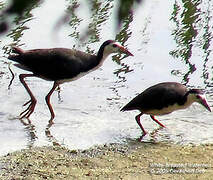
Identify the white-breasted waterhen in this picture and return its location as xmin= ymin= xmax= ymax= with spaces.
xmin=121 ymin=82 xmax=211 ymax=136
xmin=8 ymin=40 xmax=133 ymax=120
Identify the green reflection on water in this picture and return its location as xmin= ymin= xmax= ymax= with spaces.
xmin=170 ymin=0 xmax=200 ymax=84
xmin=170 ymin=0 xmax=213 ymax=88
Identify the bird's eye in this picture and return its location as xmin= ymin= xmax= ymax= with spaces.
xmin=112 ymin=44 xmax=117 ymax=48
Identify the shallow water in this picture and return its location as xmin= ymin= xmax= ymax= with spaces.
xmin=0 ymin=0 xmax=213 ymax=155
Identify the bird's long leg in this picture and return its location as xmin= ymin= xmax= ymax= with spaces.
xmin=19 ymin=74 xmax=37 ymax=119
xmin=150 ymin=115 xmax=166 ymax=127
xmin=135 ymin=113 xmax=147 ymax=135
xmin=45 ymin=81 xmax=59 ymax=123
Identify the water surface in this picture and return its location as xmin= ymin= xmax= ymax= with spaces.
xmin=0 ymin=0 xmax=213 ymax=155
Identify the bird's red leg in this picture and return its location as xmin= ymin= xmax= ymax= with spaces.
xmin=19 ymin=74 xmax=37 ymax=119
xmin=135 ymin=113 xmax=147 ymax=136
xmin=45 ymin=81 xmax=58 ymax=122
xmin=150 ymin=115 xmax=166 ymax=127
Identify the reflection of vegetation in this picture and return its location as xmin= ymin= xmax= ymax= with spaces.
xmin=81 ymin=0 xmax=114 ymax=54
xmin=200 ymin=1 xmax=213 ymax=88
xmin=0 ymin=0 xmax=40 ymax=34
xmin=1 ymin=1 xmax=41 ymax=87
xmin=0 ymin=0 xmax=142 ymax=35
xmin=170 ymin=0 xmax=213 ymax=87
xmin=0 ymin=1 xmax=4 ymax=37
xmin=170 ymin=0 xmax=200 ymax=60
xmin=114 ymin=10 xmax=133 ymax=82
xmin=57 ymin=0 xmax=135 ymax=55
xmin=170 ymin=0 xmax=201 ymax=84
xmin=87 ymin=0 xmax=113 ymax=43
xmin=66 ymin=0 xmax=82 ymax=42
xmin=2 ymin=1 xmax=41 ymax=54
xmin=106 ymin=9 xmax=134 ymax=103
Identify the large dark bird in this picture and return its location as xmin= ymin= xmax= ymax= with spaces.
xmin=121 ymin=82 xmax=211 ymax=136
xmin=8 ymin=40 xmax=133 ymax=120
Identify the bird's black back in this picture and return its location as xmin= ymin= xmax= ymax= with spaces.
xmin=8 ymin=48 xmax=99 ymax=81
xmin=121 ymin=82 xmax=188 ymax=112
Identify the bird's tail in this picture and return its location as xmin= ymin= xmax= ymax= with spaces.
xmin=120 ymin=102 xmax=137 ymax=112
xmin=120 ymin=105 xmax=131 ymax=111
xmin=11 ymin=46 xmax=24 ymax=54
xmin=8 ymin=47 xmax=24 ymax=61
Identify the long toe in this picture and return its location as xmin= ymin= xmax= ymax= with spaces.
xmin=20 ymin=99 xmax=37 ymax=119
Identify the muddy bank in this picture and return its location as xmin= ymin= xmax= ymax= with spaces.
xmin=0 ymin=143 xmax=213 ymax=179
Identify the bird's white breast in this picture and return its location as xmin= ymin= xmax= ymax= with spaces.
xmin=145 ymin=102 xmax=193 ymax=116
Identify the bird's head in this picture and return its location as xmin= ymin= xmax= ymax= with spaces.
xmin=187 ymin=89 xmax=211 ymax=112
xmin=98 ymin=40 xmax=133 ymax=59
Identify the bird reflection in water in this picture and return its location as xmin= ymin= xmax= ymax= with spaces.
xmin=7 ymin=71 xmax=61 ymax=147
xmin=14 ymin=116 xmax=61 ymax=147
xmin=137 ymin=126 xmax=165 ymax=142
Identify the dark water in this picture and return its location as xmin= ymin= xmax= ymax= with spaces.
xmin=0 ymin=0 xmax=213 ymax=155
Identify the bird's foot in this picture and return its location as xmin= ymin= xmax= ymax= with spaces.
xmin=19 ymin=99 xmax=37 ymax=119
xmin=138 ymin=131 xmax=147 ymax=141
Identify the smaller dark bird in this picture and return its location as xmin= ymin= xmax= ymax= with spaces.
xmin=8 ymin=40 xmax=133 ymax=121
xmin=121 ymin=82 xmax=211 ymax=136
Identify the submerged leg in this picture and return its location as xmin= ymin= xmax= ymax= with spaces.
xmin=56 ymin=85 xmax=63 ymax=103
xmin=45 ymin=81 xmax=58 ymax=122
xmin=150 ymin=115 xmax=166 ymax=127
xmin=8 ymin=63 xmax=15 ymax=90
xmin=19 ymin=74 xmax=37 ymax=119
xmin=135 ymin=112 xmax=147 ymax=135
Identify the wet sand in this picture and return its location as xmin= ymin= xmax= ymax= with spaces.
xmin=0 ymin=143 xmax=213 ymax=179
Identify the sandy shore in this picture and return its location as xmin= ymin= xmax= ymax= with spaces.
xmin=0 ymin=143 xmax=213 ymax=179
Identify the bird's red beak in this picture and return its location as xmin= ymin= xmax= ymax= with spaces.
xmin=200 ymin=98 xmax=211 ymax=112
xmin=119 ymin=46 xmax=134 ymax=56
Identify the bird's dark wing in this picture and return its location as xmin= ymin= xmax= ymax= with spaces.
xmin=8 ymin=48 xmax=97 ymax=81
xmin=121 ymin=82 xmax=187 ymax=112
